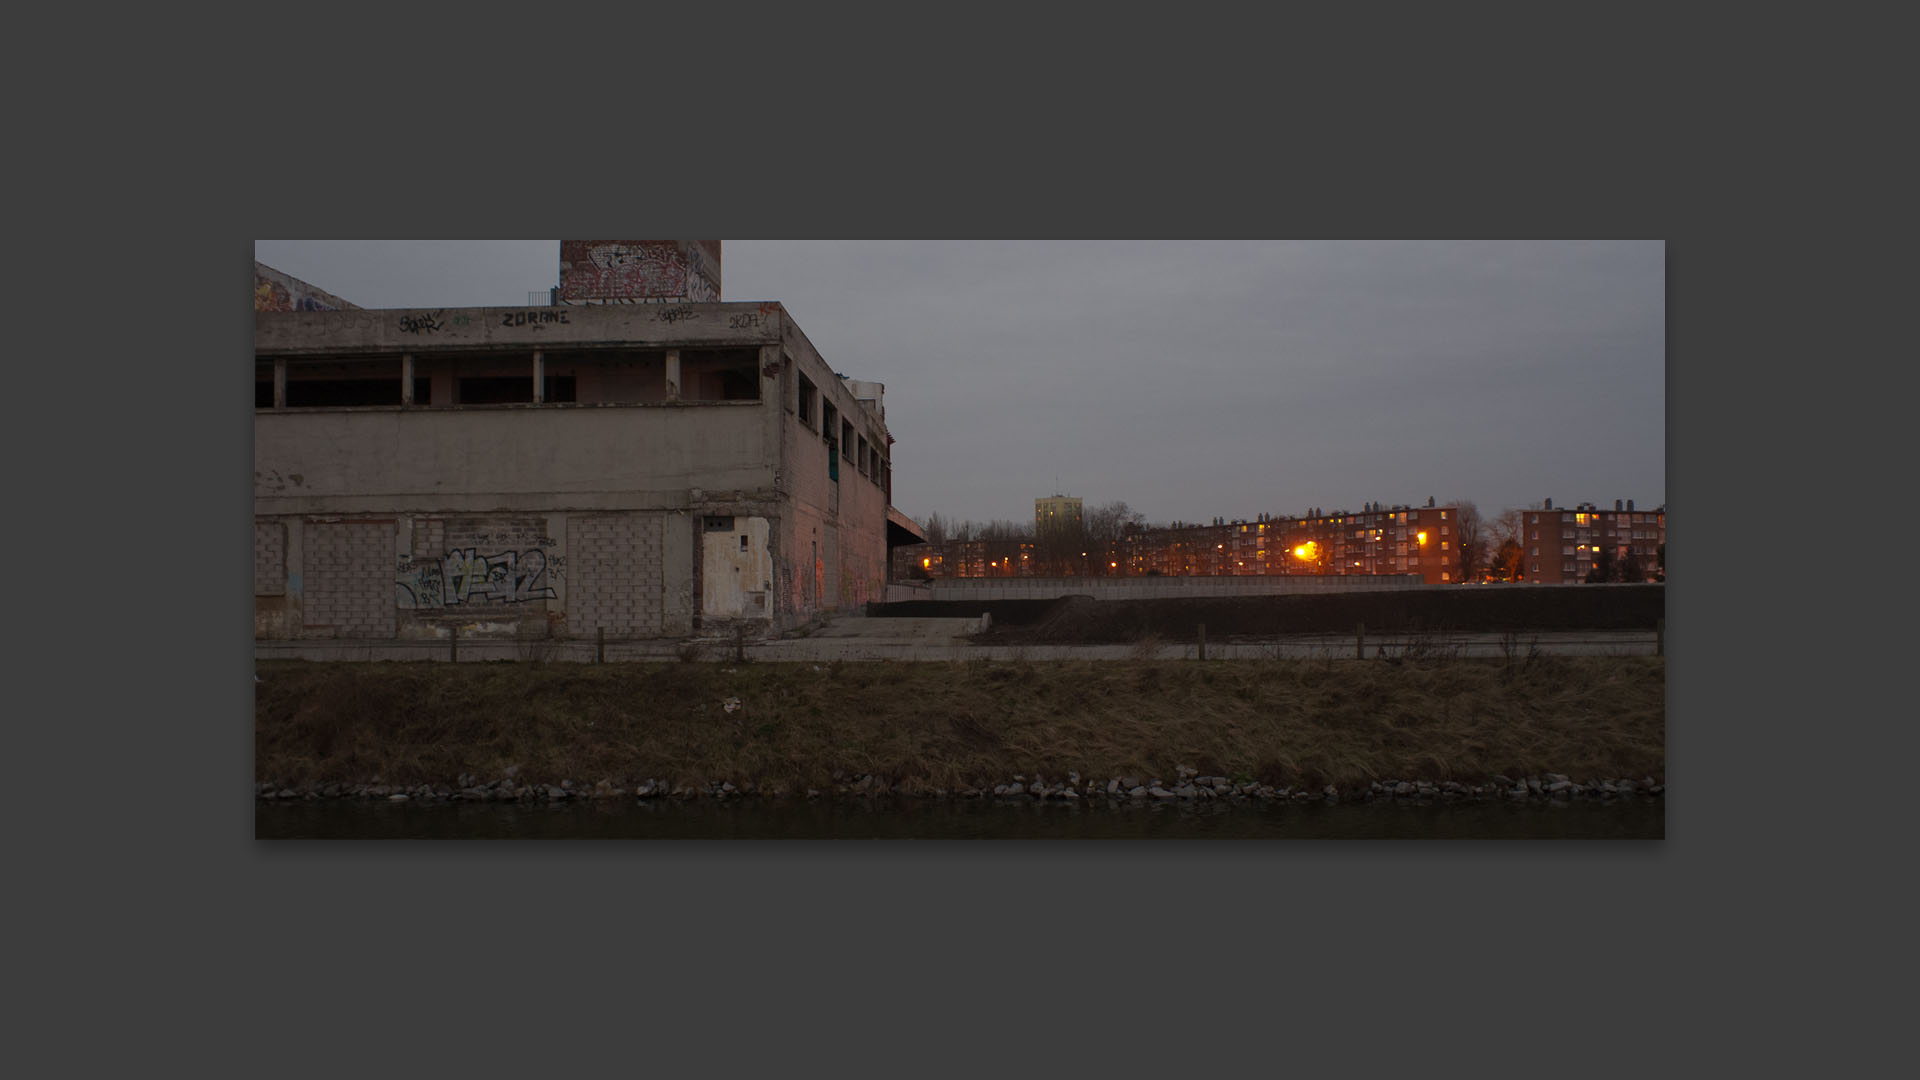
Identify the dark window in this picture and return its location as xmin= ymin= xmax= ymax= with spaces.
xmin=683 ymin=349 xmax=760 ymax=401
xmin=797 ymin=376 xmax=816 ymax=428
xmin=284 ymin=378 xmax=428 ymax=407
xmin=456 ymin=376 xmax=575 ymax=404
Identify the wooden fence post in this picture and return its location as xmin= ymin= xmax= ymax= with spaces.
xmin=1656 ymin=617 xmax=1664 ymax=657
xmin=597 ymin=625 xmax=606 ymax=664
xmin=449 ymin=623 xmax=459 ymax=663
xmin=1197 ymin=623 xmax=1206 ymax=661
xmin=1356 ymin=622 xmax=1365 ymax=660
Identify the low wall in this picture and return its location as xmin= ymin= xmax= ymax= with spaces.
xmin=912 ymin=575 xmax=1426 ymax=602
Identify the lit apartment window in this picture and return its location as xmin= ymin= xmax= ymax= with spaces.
xmin=1441 ymin=541 xmax=1450 ymax=551
xmin=1440 ymin=511 xmax=1448 ymax=520
xmin=1441 ymin=572 xmax=1450 ymax=581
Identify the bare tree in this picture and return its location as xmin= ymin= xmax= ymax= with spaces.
xmin=1490 ymin=538 xmax=1525 ymax=582
xmin=1083 ymin=501 xmax=1144 ymax=575
xmin=1449 ymin=500 xmax=1486 ymax=583
xmin=1486 ymin=507 xmax=1527 ymax=582
xmin=1618 ymin=547 xmax=1644 ymax=583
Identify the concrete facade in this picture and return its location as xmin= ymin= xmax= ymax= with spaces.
xmin=255 ymin=291 xmax=894 ymax=643
xmin=1035 ymin=495 xmax=1082 ymax=533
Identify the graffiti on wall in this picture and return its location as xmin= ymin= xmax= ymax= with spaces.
xmin=398 ymin=311 xmax=447 ymax=335
xmin=557 ymin=240 xmax=721 ymax=303
xmin=560 ymin=241 xmax=686 ymax=300
xmin=683 ymin=243 xmax=720 ymax=301
xmin=397 ymin=548 xmax=564 ymax=608
xmin=255 ymin=275 xmax=343 ymax=312
xmin=500 ymin=309 xmax=571 ymax=327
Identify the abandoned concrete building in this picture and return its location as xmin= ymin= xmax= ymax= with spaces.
xmin=253 ymin=241 xmax=920 ymax=645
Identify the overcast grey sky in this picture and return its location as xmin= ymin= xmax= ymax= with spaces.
xmin=253 ymin=240 xmax=1665 ymax=526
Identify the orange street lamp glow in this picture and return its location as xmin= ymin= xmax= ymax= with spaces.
xmin=1417 ymin=531 xmax=1428 ymax=545
xmin=1293 ymin=542 xmax=1318 ymax=561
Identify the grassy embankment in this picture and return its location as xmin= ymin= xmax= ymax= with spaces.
xmin=255 ymin=654 xmax=1664 ymax=794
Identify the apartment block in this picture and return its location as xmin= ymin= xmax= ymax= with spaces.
xmin=1521 ymin=498 xmax=1665 ymax=584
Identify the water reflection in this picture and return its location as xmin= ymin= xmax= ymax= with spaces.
xmin=257 ymin=795 xmax=1663 ymax=839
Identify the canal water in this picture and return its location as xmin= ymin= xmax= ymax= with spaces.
xmin=256 ymin=795 xmax=1662 ymax=839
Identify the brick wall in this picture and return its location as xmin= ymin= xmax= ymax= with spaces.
xmin=255 ymin=521 xmax=286 ymax=596
xmin=303 ymin=521 xmax=396 ymax=638
xmin=567 ymin=513 xmax=664 ymax=637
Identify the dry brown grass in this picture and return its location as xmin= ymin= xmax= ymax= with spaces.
xmin=254 ymin=656 xmax=1664 ymax=791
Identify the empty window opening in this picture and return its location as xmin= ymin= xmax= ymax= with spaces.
xmin=740 ymin=534 xmax=749 ymax=551
xmin=681 ymin=349 xmax=760 ymax=401
xmin=547 ymin=349 xmax=668 ymax=404
xmin=280 ymin=359 xmax=429 ymax=407
xmin=456 ymin=376 xmax=576 ymax=404
xmin=798 ymin=376 xmax=817 ymax=429
xmin=822 ymin=402 xmax=839 ymax=447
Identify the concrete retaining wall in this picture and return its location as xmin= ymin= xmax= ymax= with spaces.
xmin=912 ymin=575 xmax=1428 ymax=602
